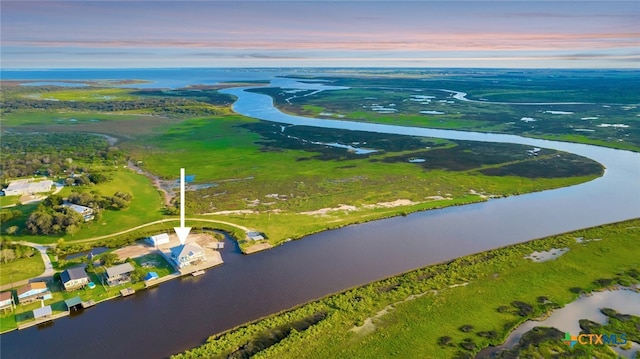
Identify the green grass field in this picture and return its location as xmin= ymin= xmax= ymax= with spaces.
xmin=0 ymin=255 xmax=44 ymax=286
xmin=1 ymin=170 xmax=164 ymax=244
xmin=173 ymin=219 xmax=640 ymax=359
xmin=1 ymin=86 xmax=605 ymax=252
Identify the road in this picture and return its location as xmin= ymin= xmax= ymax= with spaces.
xmin=0 ymin=242 xmax=56 ymax=292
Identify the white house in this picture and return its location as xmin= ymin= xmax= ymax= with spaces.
xmin=0 ymin=292 xmax=14 ymax=312
xmin=3 ymin=179 xmax=53 ymax=196
xmin=146 ymin=233 xmax=170 ymax=247
xmin=63 ymin=203 xmax=95 ymax=221
xmin=170 ymin=243 xmax=205 ymax=269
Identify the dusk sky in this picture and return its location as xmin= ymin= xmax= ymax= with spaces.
xmin=2 ymin=1 xmax=639 ymax=68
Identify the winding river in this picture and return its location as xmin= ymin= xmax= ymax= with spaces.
xmin=2 ymin=72 xmax=639 ymax=359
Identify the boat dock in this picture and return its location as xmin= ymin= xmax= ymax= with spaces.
xmin=120 ymin=288 xmax=135 ymax=297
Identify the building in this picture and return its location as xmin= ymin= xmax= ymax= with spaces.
xmin=170 ymin=242 xmax=205 ymax=269
xmin=3 ymin=179 xmax=53 ymax=196
xmin=63 ymin=203 xmax=95 ymax=221
xmin=103 ymin=263 xmax=135 ymax=286
xmin=247 ymin=231 xmax=265 ymax=241
xmin=146 ymin=233 xmax=170 ymax=247
xmin=0 ymin=292 xmax=14 ymax=312
xmin=60 ymin=266 xmax=90 ymax=291
xmin=16 ymin=282 xmax=50 ymax=304
xmin=33 ymin=305 xmax=53 ymax=321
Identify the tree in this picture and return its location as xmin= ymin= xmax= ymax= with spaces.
xmin=65 ymin=224 xmax=79 ymax=236
xmin=6 ymin=226 xmax=18 ymax=235
xmin=0 ymin=249 xmax=15 ymax=264
xmin=101 ymin=252 xmax=119 ymax=266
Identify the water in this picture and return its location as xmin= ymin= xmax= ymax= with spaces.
xmin=480 ymin=289 xmax=640 ymax=358
xmin=1 ymin=69 xmax=639 ymax=359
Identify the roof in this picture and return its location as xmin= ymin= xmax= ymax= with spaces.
xmin=150 ymin=233 xmax=170 ymax=242
xmin=33 ymin=305 xmax=52 ymax=319
xmin=64 ymin=203 xmax=93 ymax=214
xmin=104 ymin=263 xmax=135 ymax=278
xmin=16 ymin=282 xmax=47 ymax=296
xmin=0 ymin=292 xmax=12 ymax=302
xmin=171 ymin=242 xmax=204 ymax=260
xmin=64 ymin=296 xmax=83 ymax=308
xmin=247 ymin=232 xmax=265 ymax=241
xmin=5 ymin=179 xmax=53 ymax=193
xmin=60 ymin=266 xmax=88 ymax=283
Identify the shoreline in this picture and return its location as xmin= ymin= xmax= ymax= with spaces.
xmin=171 ymin=218 xmax=640 ymax=359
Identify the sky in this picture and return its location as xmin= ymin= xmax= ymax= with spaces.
xmin=1 ymin=1 xmax=639 ymax=68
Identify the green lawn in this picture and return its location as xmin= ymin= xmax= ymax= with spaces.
xmin=2 ymin=170 xmax=164 ymax=244
xmin=0 ymin=255 xmax=44 ymax=286
xmin=0 ymin=252 xmax=176 ymax=333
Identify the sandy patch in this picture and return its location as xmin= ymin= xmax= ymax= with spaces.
xmin=524 ymin=248 xmax=569 ymax=262
xmin=363 ymin=199 xmax=418 ymax=209
xmin=243 ymin=242 xmax=273 ymax=254
xmin=301 ymin=204 xmax=358 ymax=216
xmin=208 ymin=209 xmax=256 ymax=215
xmin=113 ymin=244 xmax=155 ymax=260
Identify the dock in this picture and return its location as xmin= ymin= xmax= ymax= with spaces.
xmin=81 ymin=300 xmax=95 ymax=309
xmin=17 ymin=311 xmax=69 ymax=330
xmin=120 ymin=288 xmax=135 ymax=297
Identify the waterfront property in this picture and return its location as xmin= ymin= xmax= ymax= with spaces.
xmin=103 ymin=263 xmax=135 ymax=287
xmin=0 ymin=292 xmax=15 ymax=313
xmin=16 ymin=282 xmax=50 ymax=304
xmin=170 ymin=243 xmax=205 ymax=269
xmin=2 ymin=179 xmax=53 ymax=196
xmin=32 ymin=305 xmax=52 ymax=321
xmin=60 ymin=266 xmax=90 ymax=291
xmin=146 ymin=233 xmax=170 ymax=247
xmin=63 ymin=296 xmax=83 ymax=312
xmin=62 ymin=203 xmax=95 ymax=222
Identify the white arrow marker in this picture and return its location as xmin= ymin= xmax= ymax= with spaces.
xmin=174 ymin=168 xmax=191 ymax=245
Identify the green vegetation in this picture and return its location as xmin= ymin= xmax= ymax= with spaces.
xmin=172 ymin=219 xmax=640 ymax=359
xmin=497 ymin=309 xmax=640 ymax=358
xmin=0 ymin=78 xmax=609 ymax=252
xmin=255 ymin=70 xmax=640 ymax=151
xmin=1 ymin=170 xmax=163 ymax=243
xmin=0 ymin=247 xmax=175 ymax=333
xmin=0 ymin=132 xmax=124 ymax=179
xmin=0 ymin=252 xmax=43 ymax=286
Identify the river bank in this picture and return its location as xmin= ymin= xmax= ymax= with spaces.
xmin=173 ymin=218 xmax=640 ymax=359
xmin=0 ymin=232 xmax=225 ymax=334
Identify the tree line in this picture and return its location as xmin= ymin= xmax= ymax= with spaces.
xmin=25 ymin=191 xmax=132 ymax=235
xmin=1 ymin=132 xmax=124 ymax=179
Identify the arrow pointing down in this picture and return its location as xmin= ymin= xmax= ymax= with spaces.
xmin=174 ymin=168 xmax=191 ymax=245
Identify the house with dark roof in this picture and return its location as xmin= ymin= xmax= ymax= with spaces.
xmin=0 ymin=291 xmax=14 ymax=312
xmin=16 ymin=282 xmax=50 ymax=304
xmin=103 ymin=263 xmax=135 ymax=286
xmin=60 ymin=266 xmax=90 ymax=291
xmin=170 ymin=242 xmax=205 ymax=269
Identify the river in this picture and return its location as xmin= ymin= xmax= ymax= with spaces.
xmin=1 ymin=69 xmax=639 ymax=359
